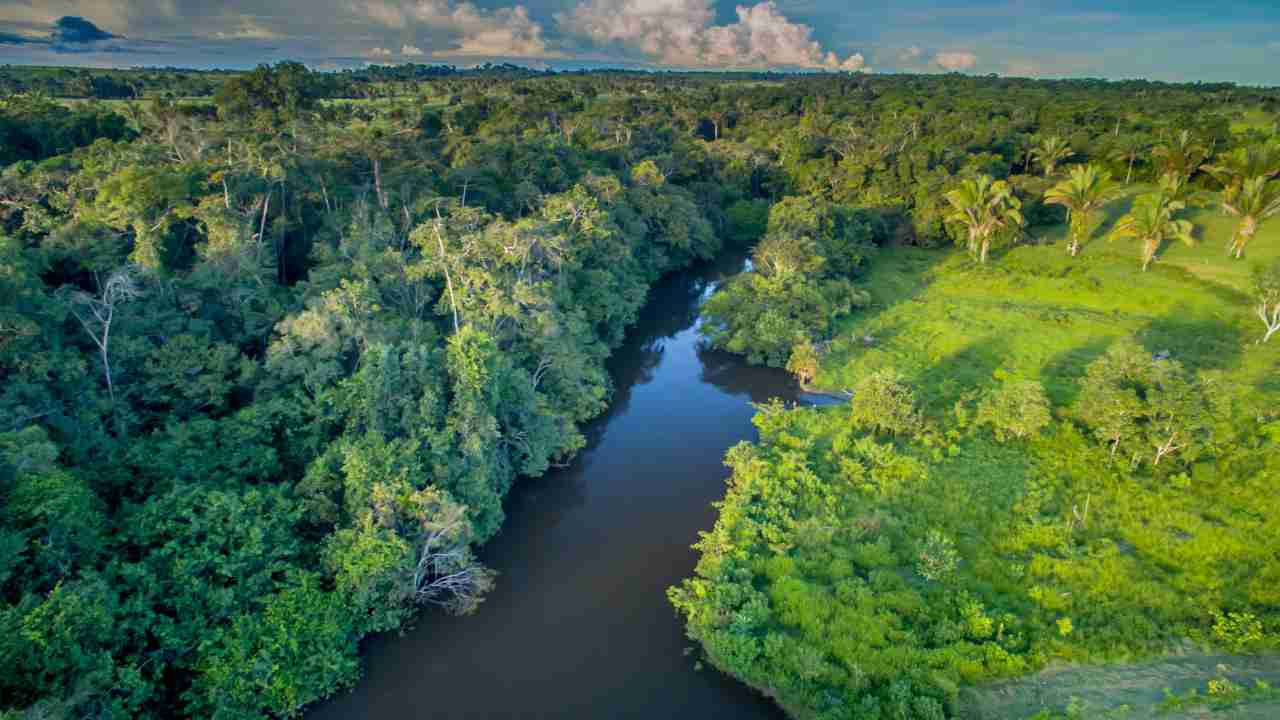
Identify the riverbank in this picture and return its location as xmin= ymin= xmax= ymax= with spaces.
xmin=310 ymin=251 xmax=807 ymax=719
xmin=672 ymin=226 xmax=1280 ymax=718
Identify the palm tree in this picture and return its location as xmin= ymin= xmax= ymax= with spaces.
xmin=1031 ymin=136 xmax=1074 ymax=177
xmin=944 ymin=175 xmax=1025 ymax=264
xmin=1221 ymin=176 xmax=1280 ymax=259
xmin=1044 ymin=164 xmax=1124 ymax=256
xmin=1151 ymin=129 xmax=1207 ymax=181
xmin=1108 ymin=134 xmax=1150 ymax=184
xmin=1156 ymin=171 xmax=1211 ymax=208
xmin=1110 ymin=192 xmax=1195 ymax=271
xmin=1201 ymin=144 xmax=1280 ymax=205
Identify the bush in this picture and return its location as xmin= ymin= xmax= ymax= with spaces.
xmin=975 ymin=377 xmax=1052 ymax=441
xmin=849 ymin=369 xmax=922 ymax=436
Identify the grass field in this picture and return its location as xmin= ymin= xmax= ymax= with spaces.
xmin=962 ymin=651 xmax=1280 ymax=719
xmin=815 ymin=187 xmax=1280 ymax=410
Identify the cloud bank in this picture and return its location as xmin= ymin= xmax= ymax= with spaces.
xmin=559 ymin=0 xmax=865 ymax=70
xmin=934 ymin=50 xmax=977 ymax=71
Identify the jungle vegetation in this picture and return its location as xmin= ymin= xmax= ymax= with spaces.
xmin=1 ymin=61 xmax=1278 ymax=719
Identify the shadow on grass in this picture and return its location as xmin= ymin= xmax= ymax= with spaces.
xmin=912 ymin=337 xmax=1010 ymax=413
xmin=1257 ymin=365 xmax=1280 ymax=397
xmin=1042 ymin=337 xmax=1116 ymax=406
xmin=1136 ymin=310 xmax=1244 ymax=372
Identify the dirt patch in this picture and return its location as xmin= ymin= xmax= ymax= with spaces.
xmin=957 ymin=652 xmax=1280 ymax=719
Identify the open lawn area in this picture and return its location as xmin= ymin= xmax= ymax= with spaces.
xmin=816 ymin=189 xmax=1280 ymax=410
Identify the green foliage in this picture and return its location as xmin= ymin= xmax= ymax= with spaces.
xmin=213 ymin=61 xmax=321 ymax=124
xmin=1071 ymin=339 xmax=1213 ymax=469
xmin=944 ymin=174 xmax=1025 ymax=263
xmin=189 ymin=573 xmax=360 ymax=719
xmin=1111 ymin=191 xmax=1197 ymax=271
xmin=702 ymin=195 xmax=874 ymax=366
xmin=975 ymin=376 xmax=1052 ymax=441
xmin=849 ymin=369 xmax=922 ymax=437
xmin=6 ymin=65 xmax=1280 ymax=720
xmin=678 ymin=131 xmax=1280 ymax=718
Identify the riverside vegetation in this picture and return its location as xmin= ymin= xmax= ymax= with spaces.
xmin=1 ymin=63 xmax=1278 ymax=719
xmin=670 ymin=75 xmax=1280 ymax=718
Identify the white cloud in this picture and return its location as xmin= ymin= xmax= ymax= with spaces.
xmin=401 ymin=43 xmax=424 ymax=55
xmin=213 ymin=15 xmax=282 ymax=40
xmin=897 ymin=45 xmax=922 ymax=62
xmin=356 ymin=0 xmax=551 ymax=57
xmin=447 ymin=5 xmax=548 ymax=56
xmin=935 ymin=50 xmax=977 ymax=71
xmin=559 ymin=0 xmax=866 ymax=70
xmin=368 ymin=46 xmax=393 ymax=56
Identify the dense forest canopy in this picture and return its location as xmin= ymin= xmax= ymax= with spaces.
xmin=1 ymin=62 xmax=1278 ymax=719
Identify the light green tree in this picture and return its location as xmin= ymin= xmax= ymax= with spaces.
xmin=944 ymin=175 xmax=1024 ymax=264
xmin=1031 ymin=135 xmax=1074 ymax=177
xmin=1152 ymin=129 xmax=1208 ymax=181
xmin=1110 ymin=192 xmax=1195 ymax=271
xmin=1044 ymin=164 xmax=1124 ymax=257
xmin=1221 ymin=176 xmax=1280 ymax=259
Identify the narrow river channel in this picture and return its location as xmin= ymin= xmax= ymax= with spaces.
xmin=311 ymin=250 xmax=830 ymax=719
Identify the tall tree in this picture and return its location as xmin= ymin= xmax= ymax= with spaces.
xmin=1031 ymin=135 xmax=1074 ymax=177
xmin=1220 ymin=176 xmax=1280 ymax=259
xmin=944 ymin=175 xmax=1024 ymax=264
xmin=1109 ymin=133 xmax=1150 ymax=184
xmin=1110 ymin=192 xmax=1195 ymax=271
xmin=64 ymin=267 xmax=143 ymax=404
xmin=1152 ymin=129 xmax=1208 ymax=181
xmin=1044 ymin=164 xmax=1124 ymax=256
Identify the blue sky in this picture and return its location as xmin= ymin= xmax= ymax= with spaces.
xmin=0 ymin=0 xmax=1276 ymax=85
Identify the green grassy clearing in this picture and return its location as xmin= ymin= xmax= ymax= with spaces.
xmin=816 ymin=189 xmax=1280 ymax=410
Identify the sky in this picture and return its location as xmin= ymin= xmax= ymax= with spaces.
xmin=0 ymin=0 xmax=1277 ymax=85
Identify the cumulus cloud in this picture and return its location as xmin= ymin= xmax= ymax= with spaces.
xmin=358 ymin=0 xmax=551 ymax=57
xmin=897 ymin=45 xmax=922 ymax=62
xmin=401 ymin=43 xmax=424 ymax=55
xmin=934 ymin=50 xmax=977 ymax=71
xmin=558 ymin=0 xmax=866 ymax=70
xmin=368 ymin=46 xmax=393 ymax=56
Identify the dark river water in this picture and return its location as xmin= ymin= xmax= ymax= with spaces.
xmin=311 ymin=251 xmax=832 ymax=720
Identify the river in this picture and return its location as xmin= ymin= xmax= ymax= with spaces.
xmin=310 ymin=250 xmax=834 ymax=720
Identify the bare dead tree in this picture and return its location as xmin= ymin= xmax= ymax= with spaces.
xmin=431 ymin=202 xmax=462 ymax=335
xmin=67 ymin=267 xmax=143 ymax=404
xmin=410 ymin=502 xmax=495 ymax=614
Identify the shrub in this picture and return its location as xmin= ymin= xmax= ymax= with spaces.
xmin=849 ymin=369 xmax=922 ymax=436
xmin=975 ymin=377 xmax=1052 ymax=441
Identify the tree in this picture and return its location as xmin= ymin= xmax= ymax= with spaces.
xmin=1110 ymin=192 xmax=1195 ymax=271
xmin=64 ymin=267 xmax=143 ymax=404
xmin=1220 ymin=176 xmax=1280 ymax=259
xmin=943 ymin=175 xmax=1025 ymax=264
xmin=849 ymin=369 xmax=921 ymax=437
xmin=1201 ymin=144 xmax=1280 ymax=204
xmin=1151 ymin=129 xmax=1207 ymax=181
xmin=1253 ymin=259 xmax=1280 ymax=343
xmin=1044 ymin=164 xmax=1124 ymax=257
xmin=1031 ymin=135 xmax=1074 ymax=177
xmin=1109 ymin=134 xmax=1150 ymax=184
xmin=975 ymin=377 xmax=1051 ymax=441
xmin=786 ymin=340 xmax=820 ymax=387
xmin=1072 ymin=339 xmax=1209 ymax=468
xmin=213 ymin=61 xmax=320 ymax=124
